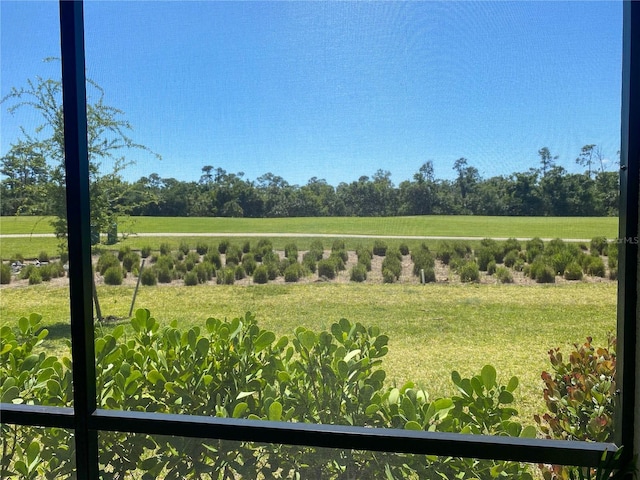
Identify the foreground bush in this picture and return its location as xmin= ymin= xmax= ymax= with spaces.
xmin=535 ymin=336 xmax=617 ymax=479
xmin=1 ymin=311 xmax=534 ymax=480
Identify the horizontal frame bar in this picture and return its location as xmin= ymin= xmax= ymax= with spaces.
xmin=1 ymin=404 xmax=75 ymax=429
xmin=1 ymin=404 xmax=618 ymax=467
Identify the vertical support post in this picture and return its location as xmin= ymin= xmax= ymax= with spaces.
xmin=616 ymin=0 xmax=640 ymax=468
xmin=59 ymin=1 xmax=99 ymax=478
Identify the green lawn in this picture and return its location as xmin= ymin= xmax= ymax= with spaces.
xmin=0 ymin=214 xmax=618 ymax=259
xmin=1 ymin=281 xmax=617 ymax=425
xmin=1 ymin=214 xmax=618 ymax=238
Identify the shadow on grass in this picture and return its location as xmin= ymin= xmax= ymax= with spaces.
xmin=40 ymin=322 xmax=71 ymax=341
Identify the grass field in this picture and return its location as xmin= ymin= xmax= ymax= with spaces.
xmin=0 ymin=214 xmax=618 ymax=259
xmin=0 ymin=214 xmax=618 ymax=237
xmin=0 ymin=281 xmax=617 ymax=425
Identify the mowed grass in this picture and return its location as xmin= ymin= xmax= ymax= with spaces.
xmin=0 ymin=281 xmax=617 ymax=425
xmin=1 ymin=215 xmax=618 ymax=238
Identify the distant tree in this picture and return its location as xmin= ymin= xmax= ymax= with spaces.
xmin=538 ymin=147 xmax=557 ymax=177
xmin=576 ymin=144 xmax=596 ymax=179
xmin=0 ymin=141 xmax=50 ymax=215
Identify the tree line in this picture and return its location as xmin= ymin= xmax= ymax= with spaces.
xmin=1 ymin=69 xmax=619 ymax=228
xmin=1 ymin=151 xmax=619 ymax=220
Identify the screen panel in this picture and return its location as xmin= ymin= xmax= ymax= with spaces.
xmin=77 ymin=0 xmax=622 ymax=449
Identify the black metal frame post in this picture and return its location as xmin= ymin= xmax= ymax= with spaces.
xmin=616 ymin=0 xmax=640 ymax=467
xmin=59 ymin=1 xmax=99 ymax=478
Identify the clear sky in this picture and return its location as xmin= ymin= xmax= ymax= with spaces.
xmin=1 ymin=1 xmax=623 ymax=187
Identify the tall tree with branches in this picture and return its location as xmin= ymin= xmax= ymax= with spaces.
xmin=1 ymin=59 xmax=159 ymax=242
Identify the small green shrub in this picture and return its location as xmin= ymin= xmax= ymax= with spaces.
xmin=545 ymin=238 xmax=566 ymax=256
xmin=525 ymin=237 xmax=545 ymax=263
xmin=399 ymin=243 xmax=410 ymax=255
xmin=20 ymin=264 xmax=35 ymax=280
xmin=331 ymin=239 xmax=346 ymax=252
xmin=590 ymin=236 xmax=608 ymax=255
xmin=412 ymin=248 xmax=435 ymax=277
xmin=317 ymin=259 xmax=336 ymax=279
xmin=564 ymin=262 xmax=583 ymax=280
xmin=242 ymin=253 xmax=258 ymax=275
xmin=234 ymin=265 xmax=246 ymax=280
xmin=178 ymin=241 xmax=191 ymax=255
xmin=357 ymin=255 xmax=372 ymax=272
xmin=117 ymin=246 xmax=131 ymax=261
xmin=584 ymin=256 xmax=606 ymax=277
xmin=382 ymin=268 xmax=396 ymax=283
xmin=381 ymin=255 xmax=402 ymax=280
xmin=327 ymin=254 xmax=345 ymax=272
xmin=174 ymin=261 xmax=187 ymax=278
xmin=535 ymin=265 xmax=556 ymax=283
xmin=252 ymin=239 xmax=273 ymax=261
xmin=1 ymin=263 xmax=12 ymax=284
xmin=49 ymin=261 xmax=66 ymax=278
xmin=38 ymin=251 xmax=50 ymax=263
xmin=242 ymin=241 xmax=251 ymax=253
xmin=421 ymin=267 xmax=436 ymax=283
xmin=284 ymin=263 xmax=303 ymax=282
xmin=59 ymin=251 xmax=69 ymax=264
xmin=184 ymin=271 xmax=198 ymax=286
xmin=156 ymin=267 xmax=173 ymax=284
xmin=140 ymin=245 xmax=152 ymax=258
xmin=217 ymin=267 xmax=236 ymax=285
xmin=436 ymin=242 xmax=455 ymax=265
xmin=185 ymin=259 xmax=195 ymax=271
xmin=97 ymin=252 xmax=120 ymax=275
xmin=252 ymin=265 xmax=268 ymax=284
xmin=459 ymin=262 xmax=480 ymax=283
xmin=103 ymin=266 xmax=123 ymax=285
xmin=278 ymin=257 xmax=292 ymax=275
xmin=308 ymin=242 xmax=324 ymax=261
xmin=203 ymin=251 xmax=222 ymax=269
xmin=39 ymin=265 xmax=53 ymax=282
xmin=159 ymin=242 xmax=172 ymax=255
xmin=495 ymin=267 xmax=513 ymax=283
xmin=218 ymin=240 xmax=230 ymax=254
xmin=155 ymin=255 xmax=174 ymax=271
xmin=28 ymin=269 xmax=42 ymax=285
xmin=608 ymin=241 xmax=618 ymax=270
xmin=284 ymin=243 xmax=298 ymax=260
xmin=486 ymin=260 xmax=497 ymax=275
xmin=266 ymin=261 xmax=279 ymax=280
xmin=195 ymin=242 xmax=209 ymax=255
xmin=186 ymin=251 xmax=200 ymax=264
xmin=140 ymin=268 xmax=157 ymax=286
xmin=225 ymin=245 xmax=243 ymax=266
xmin=372 ymin=240 xmax=388 ymax=256
xmin=503 ymin=237 xmax=521 ymax=253
xmin=122 ymin=252 xmax=141 ymax=273
xmin=503 ymin=250 xmax=518 ymax=268
xmin=475 ymin=247 xmax=495 ymax=271
xmin=350 ymin=264 xmax=367 ymax=282
xmin=513 ymin=258 xmax=525 ymax=272
xmin=357 ymin=248 xmax=372 ymax=270
xmin=195 ymin=262 xmax=214 ymax=283
xmin=302 ymin=252 xmax=317 ymax=273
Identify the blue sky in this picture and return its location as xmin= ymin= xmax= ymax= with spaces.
xmin=1 ymin=1 xmax=623 ymax=187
